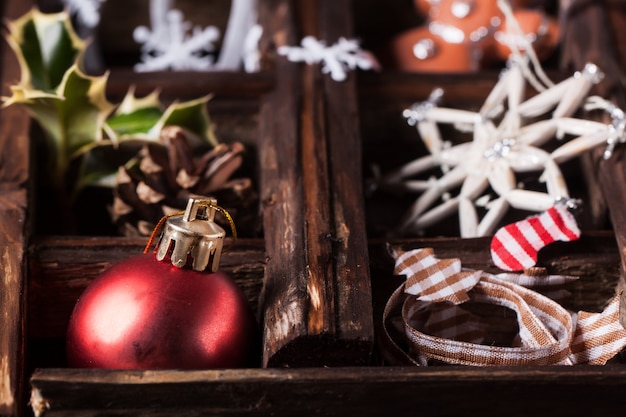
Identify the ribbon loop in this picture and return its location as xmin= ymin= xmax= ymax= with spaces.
xmin=383 ymin=247 xmax=626 ymax=366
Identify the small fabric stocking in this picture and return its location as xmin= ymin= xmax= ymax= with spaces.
xmin=490 ymin=205 xmax=580 ymax=271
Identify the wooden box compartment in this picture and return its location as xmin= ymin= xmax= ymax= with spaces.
xmin=3 ymin=0 xmax=626 ymax=416
xmin=4 ymin=0 xmax=374 ymax=415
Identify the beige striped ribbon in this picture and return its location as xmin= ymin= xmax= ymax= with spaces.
xmin=382 ymin=247 xmax=626 ymax=366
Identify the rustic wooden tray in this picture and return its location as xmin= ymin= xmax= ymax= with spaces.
xmin=3 ymin=0 xmax=626 ymax=416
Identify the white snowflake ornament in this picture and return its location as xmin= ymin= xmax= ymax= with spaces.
xmin=63 ymin=0 xmax=107 ymax=29
xmin=378 ymin=56 xmax=625 ymax=238
xmin=133 ymin=0 xmax=220 ymax=71
xmin=278 ymin=36 xmax=380 ymax=82
xmin=133 ymin=0 xmax=260 ymax=72
xmin=375 ymin=0 xmax=626 ymax=238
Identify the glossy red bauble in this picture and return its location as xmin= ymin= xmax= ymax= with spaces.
xmin=66 ymin=254 xmax=258 ymax=369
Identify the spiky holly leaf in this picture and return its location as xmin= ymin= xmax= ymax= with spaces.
xmin=3 ymin=8 xmax=115 ymax=187
xmin=8 ymin=63 xmax=115 ymax=186
xmin=107 ymin=91 xmax=218 ymax=146
xmin=106 ymin=87 xmax=162 ymax=137
xmin=3 ymin=7 xmax=219 ymax=200
xmin=157 ymin=95 xmax=218 ymax=146
xmin=3 ymin=8 xmax=86 ymax=98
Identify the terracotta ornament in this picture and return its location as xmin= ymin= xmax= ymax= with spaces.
xmin=390 ymin=0 xmax=559 ymax=72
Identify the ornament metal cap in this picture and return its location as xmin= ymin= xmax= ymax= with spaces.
xmin=155 ymin=197 xmax=225 ymax=272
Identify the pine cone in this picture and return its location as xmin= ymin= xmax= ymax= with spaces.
xmin=110 ymin=126 xmax=259 ymax=237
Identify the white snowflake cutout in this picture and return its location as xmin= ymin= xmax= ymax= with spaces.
xmin=278 ymin=36 xmax=380 ymax=82
xmin=133 ymin=0 xmax=260 ymax=72
xmin=63 ymin=0 xmax=107 ymax=29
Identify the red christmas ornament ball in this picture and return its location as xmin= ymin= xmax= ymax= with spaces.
xmin=66 ymin=254 xmax=258 ymax=369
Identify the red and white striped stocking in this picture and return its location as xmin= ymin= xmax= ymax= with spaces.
xmin=490 ymin=204 xmax=581 ymax=271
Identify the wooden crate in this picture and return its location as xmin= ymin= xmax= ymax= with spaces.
xmin=2 ymin=0 xmax=626 ymax=416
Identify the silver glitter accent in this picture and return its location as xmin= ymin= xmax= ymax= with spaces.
xmin=483 ymin=138 xmax=516 ymax=161
xmin=403 ymin=88 xmax=444 ymax=126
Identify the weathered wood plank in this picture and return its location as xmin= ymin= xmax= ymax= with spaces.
xmin=29 ymin=365 xmax=626 ymax=417
xmin=559 ymin=0 xmax=626 ymax=327
xmin=296 ymin=0 xmax=337 ymax=347
xmin=258 ymin=0 xmax=374 ymax=367
xmin=586 ymin=0 xmax=626 ymax=312
xmin=560 ymin=0 xmax=624 ymax=230
xmin=256 ymin=0 xmax=311 ymax=366
xmin=0 ymin=1 xmax=34 ymax=416
xmin=105 ymin=70 xmax=274 ymax=101
xmin=319 ymin=0 xmax=375 ymax=361
xmin=599 ymin=145 xmax=626 ymax=328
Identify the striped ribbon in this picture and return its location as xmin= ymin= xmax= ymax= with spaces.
xmin=382 ymin=247 xmax=626 ymax=366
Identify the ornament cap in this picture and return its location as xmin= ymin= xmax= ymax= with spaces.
xmin=155 ymin=197 xmax=225 ymax=272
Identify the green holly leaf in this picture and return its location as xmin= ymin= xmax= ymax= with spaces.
xmin=105 ymin=87 xmax=161 ymax=137
xmin=3 ymin=9 xmax=115 ymax=188
xmin=3 ymin=8 xmax=86 ymax=96
xmin=107 ymin=90 xmax=217 ymax=146
xmin=9 ymin=63 xmax=115 ymax=186
xmin=3 ymin=7 xmax=219 ymax=197
xmin=157 ymin=95 xmax=218 ymax=146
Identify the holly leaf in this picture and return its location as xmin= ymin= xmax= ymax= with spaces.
xmin=156 ymin=95 xmax=218 ymax=146
xmin=3 ymin=7 xmax=219 ymax=195
xmin=106 ymin=87 xmax=162 ymax=136
xmin=107 ymin=91 xmax=217 ymax=146
xmin=3 ymin=8 xmax=115 ymax=188
xmin=107 ymin=107 xmax=164 ymax=137
xmin=3 ymin=8 xmax=86 ymax=96
xmin=19 ymin=64 xmax=115 ymax=184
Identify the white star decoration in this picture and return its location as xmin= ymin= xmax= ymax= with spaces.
xmin=378 ymin=57 xmax=625 ymax=238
